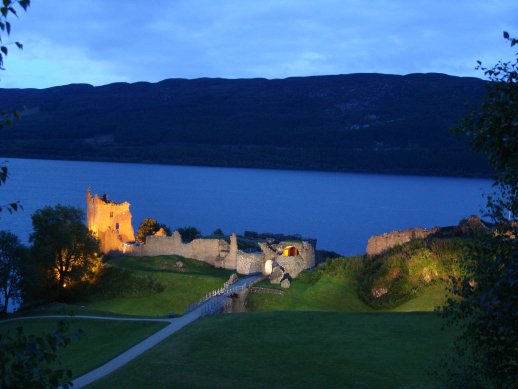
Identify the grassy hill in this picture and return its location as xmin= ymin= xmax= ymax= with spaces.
xmin=248 ymin=237 xmax=466 ymax=313
xmin=79 ymin=255 xmax=233 ymax=316
xmin=88 ymin=311 xmax=456 ymax=388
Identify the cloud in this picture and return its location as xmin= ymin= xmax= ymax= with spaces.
xmin=1 ymin=0 xmax=517 ymax=88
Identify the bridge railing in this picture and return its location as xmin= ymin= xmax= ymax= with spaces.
xmin=183 ymin=275 xmax=263 ymax=315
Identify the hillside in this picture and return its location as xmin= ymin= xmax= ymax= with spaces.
xmin=248 ymin=236 xmax=467 ymax=312
xmin=0 ymin=73 xmax=491 ymax=176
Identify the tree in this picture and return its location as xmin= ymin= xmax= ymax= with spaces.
xmin=457 ymin=32 xmax=518 ymax=222
xmin=440 ymin=32 xmax=518 ymax=388
xmin=0 ymin=321 xmax=76 ymax=388
xmin=0 ymin=3 xmax=78 ymax=387
xmin=30 ymin=205 xmax=101 ymax=299
xmin=136 ymin=218 xmax=171 ymax=244
xmin=0 ymin=0 xmax=29 ymax=214
xmin=0 ymin=230 xmax=24 ymax=313
xmin=177 ymin=226 xmax=201 ymax=243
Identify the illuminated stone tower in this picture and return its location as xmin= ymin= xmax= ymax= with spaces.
xmin=86 ymin=188 xmax=135 ymax=254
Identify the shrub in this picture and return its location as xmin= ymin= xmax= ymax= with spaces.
xmin=177 ymin=227 xmax=201 ymax=243
xmin=136 ymin=218 xmax=172 ymax=244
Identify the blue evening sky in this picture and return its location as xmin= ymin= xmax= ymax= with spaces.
xmin=1 ymin=0 xmax=517 ymax=89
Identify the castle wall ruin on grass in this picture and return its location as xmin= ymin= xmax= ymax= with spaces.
xmin=366 ymin=227 xmax=437 ymax=256
xmin=86 ymin=190 xmax=316 ymax=277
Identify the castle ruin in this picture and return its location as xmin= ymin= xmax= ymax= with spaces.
xmin=86 ymin=189 xmax=136 ymax=253
xmin=86 ymin=189 xmax=316 ymax=277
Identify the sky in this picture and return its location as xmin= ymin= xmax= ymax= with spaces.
xmin=1 ymin=0 xmax=517 ymax=89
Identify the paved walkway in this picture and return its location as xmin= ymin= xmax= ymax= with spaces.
xmin=1 ymin=274 xmax=263 ymax=388
xmin=0 ymin=315 xmax=172 ymax=324
xmin=71 ymin=274 xmax=263 ymax=388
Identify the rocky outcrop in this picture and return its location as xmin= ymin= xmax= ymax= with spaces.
xmin=366 ymin=227 xmax=439 ymax=256
xmin=269 ymin=266 xmax=285 ymax=284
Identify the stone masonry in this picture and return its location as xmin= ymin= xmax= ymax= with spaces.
xmin=87 ymin=189 xmax=316 ymax=277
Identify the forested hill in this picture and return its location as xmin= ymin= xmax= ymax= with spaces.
xmin=0 ymin=73 xmax=492 ymax=177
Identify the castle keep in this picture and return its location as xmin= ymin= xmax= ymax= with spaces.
xmin=86 ymin=190 xmax=316 ymax=277
xmin=86 ymin=189 xmax=135 ymax=253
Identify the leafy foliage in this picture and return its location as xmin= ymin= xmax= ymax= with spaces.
xmin=0 ymin=0 xmax=29 ymax=71
xmin=440 ymin=32 xmax=518 ymax=388
xmin=0 ymin=0 xmax=29 ymax=214
xmin=212 ymin=228 xmax=224 ymax=236
xmin=0 ymin=320 xmax=75 ymax=389
xmin=0 ymin=230 xmax=24 ymax=313
xmin=28 ymin=205 xmax=101 ymax=300
xmin=456 ymin=32 xmax=518 ymax=221
xmin=177 ymin=226 xmax=201 ymax=243
xmin=136 ymin=218 xmax=171 ymax=244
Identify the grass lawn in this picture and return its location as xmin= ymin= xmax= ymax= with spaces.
xmin=0 ymin=318 xmax=167 ymax=378
xmin=89 ymin=311 xmax=455 ymax=389
xmin=247 ymin=274 xmax=374 ymax=312
xmin=13 ymin=302 xmax=158 ymax=319
xmin=82 ymin=255 xmax=233 ymax=316
xmin=247 ymin=263 xmax=450 ymax=313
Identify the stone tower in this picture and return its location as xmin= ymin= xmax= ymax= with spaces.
xmin=86 ymin=189 xmax=135 ymax=254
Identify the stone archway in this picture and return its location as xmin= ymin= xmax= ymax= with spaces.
xmin=282 ymin=246 xmax=299 ymax=257
xmin=263 ymin=259 xmax=273 ymax=275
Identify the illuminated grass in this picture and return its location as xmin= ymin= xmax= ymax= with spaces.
xmin=89 ymin=312 xmax=455 ymax=388
xmin=82 ymin=255 xmax=233 ymax=316
xmin=247 ymin=256 xmax=451 ymax=313
xmin=0 ymin=318 xmax=167 ymax=378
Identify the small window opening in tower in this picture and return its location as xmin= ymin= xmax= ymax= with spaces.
xmin=110 ymin=211 xmax=113 ymax=217
xmin=115 ymin=222 xmax=119 ymax=230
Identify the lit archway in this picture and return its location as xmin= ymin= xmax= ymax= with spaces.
xmin=264 ymin=259 xmax=273 ymax=275
xmin=282 ymin=246 xmax=299 ymax=257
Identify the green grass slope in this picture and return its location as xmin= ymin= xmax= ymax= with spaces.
xmin=247 ymin=259 xmax=373 ymax=312
xmin=249 ymin=238 xmax=463 ymax=313
xmin=89 ymin=311 xmax=455 ymax=389
xmin=0 ymin=318 xmax=167 ymax=378
xmin=81 ymin=255 xmax=233 ymax=316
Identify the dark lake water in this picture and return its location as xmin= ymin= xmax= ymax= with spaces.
xmin=0 ymin=158 xmax=492 ymax=255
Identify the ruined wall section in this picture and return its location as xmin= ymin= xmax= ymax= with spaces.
xmin=139 ymin=231 xmax=225 ymax=265
xmin=366 ymin=227 xmax=437 ymax=256
xmin=214 ymin=233 xmax=238 ymax=270
xmin=274 ymin=241 xmax=316 ymax=278
xmin=86 ymin=189 xmax=135 ymax=254
xmin=236 ymin=251 xmax=264 ymax=274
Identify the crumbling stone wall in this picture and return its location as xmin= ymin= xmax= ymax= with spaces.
xmin=236 ymin=252 xmax=264 ymax=274
xmin=86 ymin=189 xmax=135 ymax=253
xmin=214 ymin=234 xmax=238 ymax=270
xmin=138 ymin=231 xmax=225 ymax=265
xmin=87 ymin=189 xmax=317 ymax=278
xmin=275 ymin=241 xmax=316 ymax=278
xmin=366 ymin=227 xmax=438 ymax=256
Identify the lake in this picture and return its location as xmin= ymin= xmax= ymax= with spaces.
xmin=0 ymin=158 xmax=492 ymax=255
